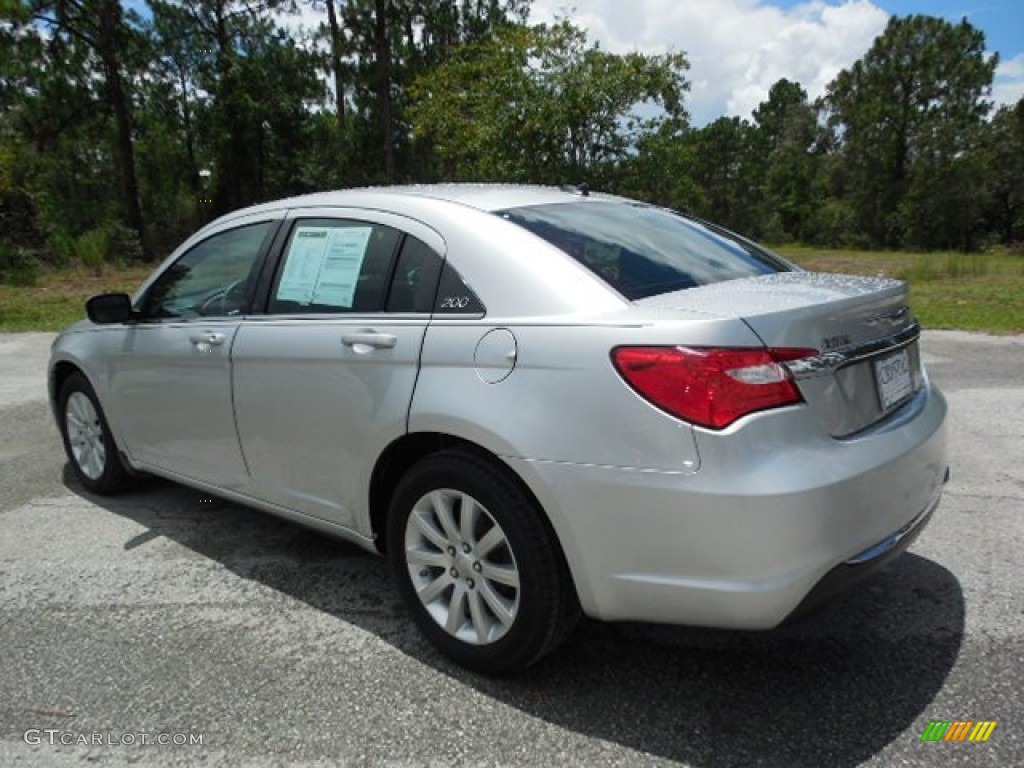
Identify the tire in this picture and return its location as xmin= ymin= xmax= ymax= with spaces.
xmin=387 ymin=450 xmax=579 ymax=674
xmin=57 ymin=372 xmax=133 ymax=495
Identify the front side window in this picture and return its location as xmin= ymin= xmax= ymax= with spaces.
xmin=499 ymin=202 xmax=790 ymax=301
xmin=143 ymin=222 xmax=274 ymax=319
xmin=269 ymin=219 xmax=401 ymax=314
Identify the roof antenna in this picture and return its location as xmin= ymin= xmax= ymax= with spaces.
xmin=561 ymin=182 xmax=590 ymax=197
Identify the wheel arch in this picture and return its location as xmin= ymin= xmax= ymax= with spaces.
xmin=368 ymin=433 xmax=575 ymax=589
xmin=370 ymin=433 xmax=491 ymax=552
xmin=51 ymin=357 xmax=139 ymax=478
xmin=50 ymin=359 xmax=87 ymax=417
xmin=51 ymin=358 xmax=138 ymax=492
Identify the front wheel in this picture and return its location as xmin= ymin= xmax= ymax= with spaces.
xmin=387 ymin=450 xmax=579 ymax=674
xmin=58 ymin=372 xmax=133 ymax=494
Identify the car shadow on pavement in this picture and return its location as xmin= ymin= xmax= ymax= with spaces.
xmin=71 ymin=471 xmax=965 ymax=768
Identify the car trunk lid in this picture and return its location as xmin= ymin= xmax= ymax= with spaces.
xmin=634 ymin=272 xmax=924 ymax=436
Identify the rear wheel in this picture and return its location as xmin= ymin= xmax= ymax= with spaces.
xmin=58 ymin=372 xmax=133 ymax=494
xmin=387 ymin=450 xmax=578 ymax=673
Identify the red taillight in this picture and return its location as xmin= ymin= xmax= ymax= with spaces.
xmin=611 ymin=346 xmax=817 ymax=430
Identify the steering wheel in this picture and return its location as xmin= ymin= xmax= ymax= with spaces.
xmin=199 ymin=278 xmax=247 ymax=316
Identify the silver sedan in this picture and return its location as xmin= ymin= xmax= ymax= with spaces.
xmin=48 ymin=185 xmax=948 ymax=673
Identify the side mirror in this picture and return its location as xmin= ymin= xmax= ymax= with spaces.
xmin=86 ymin=293 xmax=136 ymax=324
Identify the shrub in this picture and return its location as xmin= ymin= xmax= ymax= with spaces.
xmin=48 ymin=231 xmax=77 ymax=265
xmin=75 ymin=227 xmax=112 ymax=274
xmin=0 ymin=243 xmax=40 ymax=286
xmin=106 ymin=223 xmax=145 ymax=264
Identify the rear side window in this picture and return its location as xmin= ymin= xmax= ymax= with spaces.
xmin=387 ymin=236 xmax=442 ymax=313
xmin=386 ymin=236 xmax=485 ymax=315
xmin=499 ymin=202 xmax=789 ymax=300
xmin=269 ymin=219 xmax=401 ymax=313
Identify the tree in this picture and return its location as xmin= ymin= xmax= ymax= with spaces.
xmin=317 ymin=0 xmax=347 ymax=129
xmin=685 ymin=116 xmax=762 ymax=235
xmin=615 ymin=116 xmax=701 ymax=215
xmin=752 ymin=79 xmax=821 ymax=242
xmin=337 ymin=0 xmax=531 ymax=184
xmin=18 ymin=0 xmax=152 ymax=256
xmin=151 ymin=0 xmax=325 ymax=216
xmin=823 ymin=15 xmax=997 ymax=249
xmin=979 ymin=98 xmax=1024 ymax=245
xmin=408 ymin=20 xmax=689 ymax=184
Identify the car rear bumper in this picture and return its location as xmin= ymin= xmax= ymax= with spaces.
xmin=782 ymin=479 xmax=942 ymax=623
xmin=505 ymin=381 xmax=948 ymax=629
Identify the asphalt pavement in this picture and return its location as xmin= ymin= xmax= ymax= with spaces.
xmin=0 ymin=329 xmax=1021 ymax=767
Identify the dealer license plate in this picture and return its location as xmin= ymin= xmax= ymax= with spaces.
xmin=874 ymin=348 xmax=914 ymax=410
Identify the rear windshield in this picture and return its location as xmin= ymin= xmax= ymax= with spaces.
xmin=499 ymin=201 xmax=789 ymax=300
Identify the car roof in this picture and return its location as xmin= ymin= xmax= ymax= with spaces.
xmin=213 ymin=184 xmax=623 ymax=226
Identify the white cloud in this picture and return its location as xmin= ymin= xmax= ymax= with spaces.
xmin=993 ymin=52 xmax=1024 ymax=108
xmin=530 ymin=0 xmax=889 ymax=123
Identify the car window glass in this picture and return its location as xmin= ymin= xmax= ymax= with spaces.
xmin=499 ymin=201 xmax=789 ymax=301
xmin=269 ymin=219 xmax=401 ymax=314
xmin=143 ymin=221 xmax=273 ymax=319
xmin=434 ymin=261 xmax=484 ymax=314
xmin=383 ymin=236 xmax=484 ymax=315
xmin=386 ymin=236 xmax=442 ymax=313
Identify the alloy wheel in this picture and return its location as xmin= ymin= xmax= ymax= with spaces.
xmin=404 ymin=489 xmax=521 ymax=645
xmin=65 ymin=391 xmax=106 ymax=480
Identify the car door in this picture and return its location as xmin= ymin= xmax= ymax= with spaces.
xmin=230 ymin=209 xmax=445 ymax=532
xmin=110 ymin=215 xmax=280 ymax=489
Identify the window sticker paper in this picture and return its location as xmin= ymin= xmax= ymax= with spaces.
xmin=276 ymin=225 xmax=373 ymax=308
xmin=311 ymin=227 xmax=373 ymax=308
xmin=276 ymin=227 xmax=330 ymax=304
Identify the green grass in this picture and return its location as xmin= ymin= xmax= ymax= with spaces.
xmin=2 ymin=248 xmax=1022 ymax=334
xmin=0 ymin=264 xmax=152 ymax=332
xmin=776 ymin=246 xmax=1024 ymax=335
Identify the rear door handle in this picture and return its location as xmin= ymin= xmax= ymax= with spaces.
xmin=341 ymin=332 xmax=397 ymax=350
xmin=189 ymin=332 xmax=226 ymax=347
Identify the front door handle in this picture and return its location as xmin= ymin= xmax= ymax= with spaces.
xmin=189 ymin=332 xmax=226 ymax=347
xmin=341 ymin=331 xmax=398 ymax=350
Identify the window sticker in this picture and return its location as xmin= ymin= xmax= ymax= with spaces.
xmin=313 ymin=227 xmax=373 ymax=307
xmin=276 ymin=225 xmax=373 ymax=308
xmin=276 ymin=227 xmax=329 ymax=304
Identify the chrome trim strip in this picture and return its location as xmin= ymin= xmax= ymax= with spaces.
xmin=786 ymin=322 xmax=921 ymax=381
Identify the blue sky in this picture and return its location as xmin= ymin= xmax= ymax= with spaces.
xmin=809 ymin=1 xmax=1024 ymax=58
xmin=531 ymin=0 xmax=1024 ymax=124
